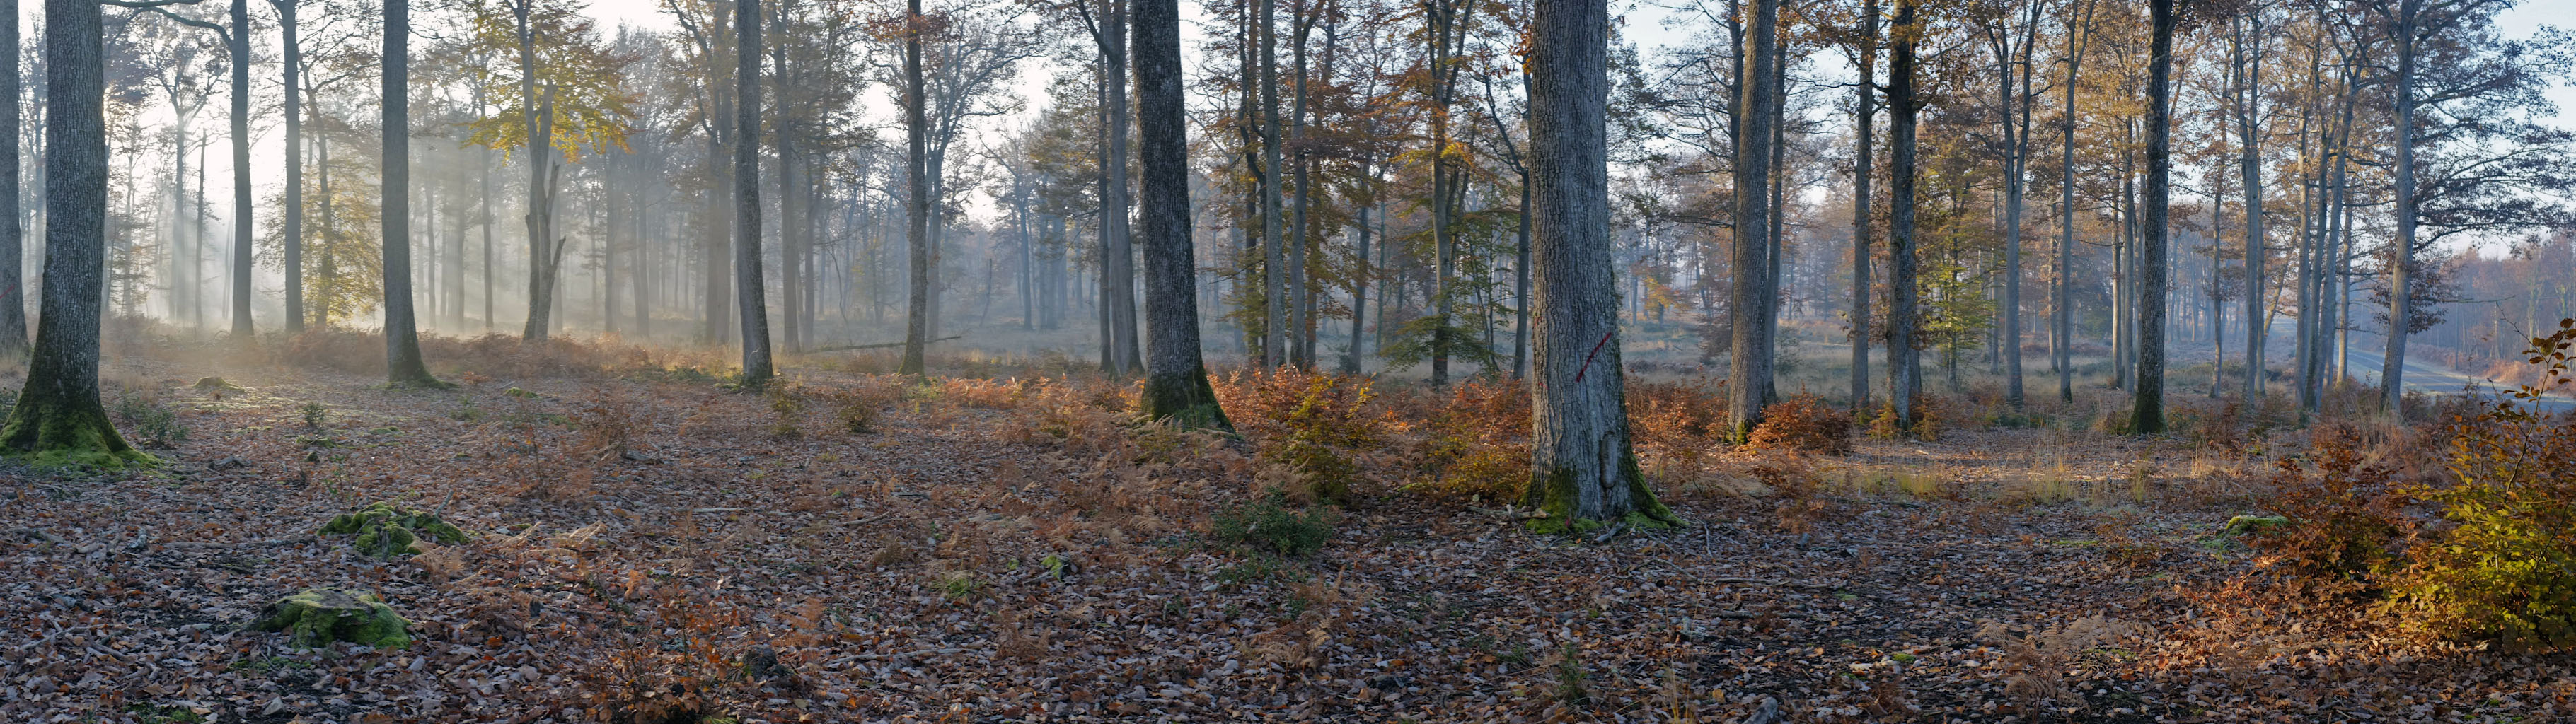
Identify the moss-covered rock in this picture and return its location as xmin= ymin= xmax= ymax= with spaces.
xmin=320 ymin=501 xmax=467 ymax=559
xmin=194 ymin=377 xmax=246 ymax=392
xmin=247 ymin=588 xmax=412 ymax=649
xmin=2224 ymin=514 xmax=2289 ymax=535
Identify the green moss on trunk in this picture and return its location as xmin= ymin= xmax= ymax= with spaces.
xmin=1143 ymin=367 xmax=1232 ymax=433
xmin=0 ymin=393 xmax=155 ymax=469
xmin=1523 ymin=450 xmax=1679 ymax=535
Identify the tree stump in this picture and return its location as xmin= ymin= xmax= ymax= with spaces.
xmin=248 ymin=588 xmax=411 ymax=649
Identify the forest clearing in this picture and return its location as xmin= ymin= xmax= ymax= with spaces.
xmin=0 ymin=0 xmax=2572 ymax=719
xmin=1 ymin=327 xmax=2572 ymax=723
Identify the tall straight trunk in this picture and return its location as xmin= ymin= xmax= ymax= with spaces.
xmin=2058 ymin=0 xmax=2091 ymax=403
xmin=1346 ymin=160 xmax=1374 ymax=374
xmin=1849 ymin=0 xmax=1877 ymax=411
xmin=2235 ymin=11 xmax=2267 ymax=400
xmin=1136 ymin=0 xmax=1228 ymax=428
xmin=1762 ymin=25 xmax=1786 ymax=402
xmin=2131 ymin=0 xmax=2174 ymax=433
xmin=170 ymin=112 xmax=189 ymax=327
xmin=513 ymin=0 xmax=558 ymax=341
xmin=1259 ymin=0 xmax=1286 ymax=370
xmin=314 ymin=117 xmax=335 ymax=327
xmin=1288 ymin=11 xmax=1311 ymax=370
xmin=275 ymin=0 xmax=306 ymax=333
xmin=0 ymin=0 xmax=22 ymax=356
xmin=1512 ymin=168 xmax=1530 ymax=380
xmin=2380 ymin=0 xmax=2420 ymax=412
xmin=1992 ymin=2 xmax=2035 ymax=409
xmin=381 ymin=0 xmax=437 ymax=387
xmin=736 ymin=0 xmax=773 ymax=386
xmin=1887 ymin=0 xmax=1923 ymax=429
xmin=899 ymin=0 xmax=930 ymax=375
xmin=1425 ymin=0 xmax=1471 ymax=386
xmin=1523 ymin=0 xmax=1674 ymax=530
xmin=603 ymin=158 xmax=620 ymax=335
xmin=1727 ymin=0 xmax=1780 ymax=440
xmin=2 ymin=0 xmax=142 ymax=465
xmin=773 ymin=28 xmax=799 ymax=354
xmin=2113 ymin=144 xmax=2134 ymax=387
xmin=448 ymin=142 xmax=466 ymax=327
xmin=1097 ymin=0 xmax=1139 ymax=375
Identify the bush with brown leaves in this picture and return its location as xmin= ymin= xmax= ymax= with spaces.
xmin=1746 ymin=395 xmax=1854 ymax=455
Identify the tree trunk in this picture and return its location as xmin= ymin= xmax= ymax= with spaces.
xmin=1728 ymin=0 xmax=1780 ymax=440
xmin=1136 ymin=0 xmax=1228 ymax=429
xmin=227 ymin=0 xmax=253 ymax=339
xmin=2380 ymin=0 xmax=2420 ymax=412
xmin=1993 ymin=2 xmax=2034 ymax=409
xmin=1099 ymin=0 xmax=1139 ymax=376
xmin=1289 ymin=11 xmax=1312 ymax=370
xmin=899 ymin=0 xmax=930 ymax=375
xmin=381 ymin=0 xmax=439 ymax=388
xmin=1524 ymin=0 xmax=1675 ymax=532
xmin=1849 ymin=0 xmax=1877 ymax=412
xmin=513 ymin=1 xmax=556 ymax=341
xmin=0 ymin=0 xmax=22 ymax=356
xmin=2236 ymin=11 xmax=2267 ymax=401
xmin=1888 ymin=0 xmax=1923 ymax=430
xmin=2057 ymin=0 xmax=2090 ymax=404
xmin=2 ymin=0 xmax=143 ymax=465
xmin=1512 ymin=168 xmax=1530 ymax=380
xmin=2131 ymin=0 xmax=2175 ymax=433
xmin=736 ymin=0 xmax=774 ymax=387
xmin=1259 ymin=0 xmax=1286 ymax=370
xmin=1347 ymin=159 xmax=1377 ymax=374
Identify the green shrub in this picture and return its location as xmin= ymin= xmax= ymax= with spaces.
xmin=2384 ymin=320 xmax=2576 ymax=645
xmin=1211 ymin=490 xmax=1335 ymax=558
xmin=1256 ymin=374 xmax=1380 ymax=501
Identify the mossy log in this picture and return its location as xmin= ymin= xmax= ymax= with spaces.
xmin=248 ymin=588 xmax=411 ymax=649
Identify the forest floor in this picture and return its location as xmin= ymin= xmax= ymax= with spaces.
xmin=1 ymin=339 xmax=2568 ymax=724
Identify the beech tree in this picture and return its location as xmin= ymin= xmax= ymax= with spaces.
xmin=1727 ymin=0 xmax=1781 ymax=439
xmin=0 ymin=0 xmax=21 ymax=356
xmin=2130 ymin=0 xmax=2173 ymax=434
xmin=1134 ymin=0 xmax=1228 ymax=429
xmin=1 ymin=0 xmax=147 ymax=467
xmin=735 ymin=0 xmax=775 ymax=387
xmin=381 ymin=0 xmax=442 ymax=387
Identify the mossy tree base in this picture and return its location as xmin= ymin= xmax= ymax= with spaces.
xmin=320 ymin=501 xmax=468 ymax=559
xmin=1523 ymin=451 xmax=1681 ymax=536
xmin=248 ymin=588 xmax=412 ymax=649
xmin=1143 ymin=368 xmax=1232 ymax=433
xmin=0 ymin=396 xmax=156 ymax=470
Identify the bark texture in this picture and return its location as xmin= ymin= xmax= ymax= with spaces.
xmin=1522 ymin=0 xmax=1675 ymax=532
xmin=1728 ymin=0 xmax=1780 ymax=440
xmin=229 ymin=0 xmax=253 ymax=339
xmin=0 ymin=0 xmax=25 ymax=356
xmin=2131 ymin=0 xmax=2174 ymax=433
xmin=899 ymin=0 xmax=930 ymax=376
xmin=735 ymin=0 xmax=775 ymax=387
xmin=1887 ymin=0 xmax=1923 ymax=430
xmin=1134 ymin=0 xmax=1229 ymax=431
xmin=381 ymin=0 xmax=440 ymax=388
xmin=1 ymin=0 xmax=146 ymax=467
